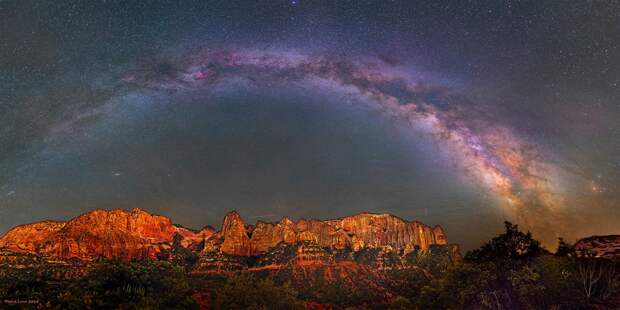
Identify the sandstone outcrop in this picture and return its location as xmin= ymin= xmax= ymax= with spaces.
xmin=0 ymin=221 xmax=66 ymax=252
xmin=0 ymin=208 xmax=455 ymax=264
xmin=574 ymin=235 xmax=620 ymax=261
xmin=0 ymin=208 xmax=209 ymax=260
xmin=200 ymin=211 xmax=450 ymax=257
xmin=218 ymin=211 xmax=252 ymax=256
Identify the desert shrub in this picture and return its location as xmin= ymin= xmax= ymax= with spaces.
xmin=54 ymin=260 xmax=197 ymax=309
xmin=386 ymin=267 xmax=431 ymax=302
xmin=212 ymin=274 xmax=303 ymax=310
xmin=466 ymin=222 xmax=546 ymax=264
xmin=388 ymin=296 xmax=414 ymax=309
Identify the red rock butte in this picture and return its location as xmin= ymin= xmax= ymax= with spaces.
xmin=0 ymin=208 xmax=452 ymax=261
xmin=574 ymin=235 xmax=620 ymax=261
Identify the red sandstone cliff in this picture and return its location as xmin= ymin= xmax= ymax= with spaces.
xmin=0 ymin=221 xmax=66 ymax=253
xmin=203 ymin=211 xmax=449 ymax=256
xmin=0 ymin=208 xmax=212 ymax=260
xmin=574 ymin=235 xmax=620 ymax=261
xmin=0 ymin=208 xmax=451 ymax=261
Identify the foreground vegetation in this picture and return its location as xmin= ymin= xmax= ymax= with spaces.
xmin=1 ymin=222 xmax=618 ymax=309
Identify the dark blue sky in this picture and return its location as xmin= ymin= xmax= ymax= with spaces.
xmin=1 ymin=1 xmax=618 ymax=250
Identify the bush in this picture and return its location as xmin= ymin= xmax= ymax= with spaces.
xmin=212 ymin=274 xmax=303 ymax=310
xmin=55 ymin=260 xmax=198 ymax=309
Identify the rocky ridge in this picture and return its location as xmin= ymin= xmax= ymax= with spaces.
xmin=0 ymin=208 xmax=214 ymax=260
xmin=0 ymin=208 xmax=459 ymax=273
xmin=574 ymin=235 xmax=620 ymax=261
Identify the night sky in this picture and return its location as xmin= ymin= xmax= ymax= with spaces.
xmin=1 ymin=1 xmax=619 ymax=250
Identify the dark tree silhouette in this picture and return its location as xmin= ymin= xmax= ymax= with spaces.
xmin=465 ymin=221 xmax=546 ymax=263
xmin=555 ymin=237 xmax=573 ymax=257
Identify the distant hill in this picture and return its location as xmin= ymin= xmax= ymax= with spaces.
xmin=0 ymin=208 xmax=460 ymax=274
xmin=574 ymin=235 xmax=620 ymax=261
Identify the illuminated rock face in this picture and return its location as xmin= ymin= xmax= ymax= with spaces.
xmin=218 ymin=211 xmax=252 ymax=256
xmin=0 ymin=221 xmax=66 ymax=252
xmin=204 ymin=211 xmax=449 ymax=256
xmin=249 ymin=217 xmax=297 ymax=254
xmin=0 ymin=208 xmax=213 ymax=260
xmin=0 ymin=208 xmax=450 ymax=261
xmin=574 ymin=235 xmax=620 ymax=261
xmin=329 ymin=213 xmax=448 ymax=250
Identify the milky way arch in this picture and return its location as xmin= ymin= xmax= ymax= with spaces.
xmin=105 ymin=49 xmax=566 ymax=244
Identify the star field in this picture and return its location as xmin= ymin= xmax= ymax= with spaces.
xmin=0 ymin=1 xmax=619 ymax=250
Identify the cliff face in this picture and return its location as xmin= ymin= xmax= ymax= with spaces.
xmin=0 ymin=208 xmax=210 ymax=260
xmin=0 ymin=208 xmax=454 ymax=264
xmin=206 ymin=211 xmax=449 ymax=257
xmin=574 ymin=235 xmax=620 ymax=261
xmin=0 ymin=221 xmax=66 ymax=252
xmin=250 ymin=218 xmax=297 ymax=254
xmin=176 ymin=225 xmax=216 ymax=249
xmin=219 ymin=211 xmax=252 ymax=256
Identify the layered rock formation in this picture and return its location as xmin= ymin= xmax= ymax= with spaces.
xmin=0 ymin=208 xmax=456 ymax=268
xmin=201 ymin=211 xmax=449 ymax=257
xmin=574 ymin=235 xmax=620 ymax=261
xmin=0 ymin=221 xmax=66 ymax=252
xmin=0 ymin=208 xmax=212 ymax=260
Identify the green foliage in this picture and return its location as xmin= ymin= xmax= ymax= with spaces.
xmin=1 ymin=222 xmax=618 ymax=309
xmin=0 ymin=259 xmax=198 ymax=309
xmin=312 ymin=277 xmax=380 ymax=308
xmin=466 ymin=221 xmax=546 ymax=263
xmin=386 ymin=267 xmax=431 ymax=302
xmin=417 ymin=262 xmax=503 ymax=309
xmin=56 ymin=260 xmax=198 ymax=309
xmin=388 ymin=296 xmax=414 ymax=309
xmin=508 ymin=265 xmax=545 ymax=308
xmin=406 ymin=245 xmax=454 ymax=276
xmin=415 ymin=222 xmax=619 ymax=309
xmin=576 ymin=257 xmax=620 ymax=303
xmin=532 ymin=255 xmax=583 ymax=306
xmin=212 ymin=274 xmax=303 ymax=310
